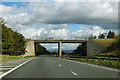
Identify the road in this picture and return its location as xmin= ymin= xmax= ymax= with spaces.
xmin=2 ymin=56 xmax=119 ymax=78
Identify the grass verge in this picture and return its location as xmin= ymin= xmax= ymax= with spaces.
xmin=65 ymin=57 xmax=120 ymax=69
xmin=0 ymin=55 xmax=36 ymax=62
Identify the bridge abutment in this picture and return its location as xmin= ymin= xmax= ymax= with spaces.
xmin=86 ymin=41 xmax=107 ymax=57
xmin=24 ymin=40 xmax=35 ymax=56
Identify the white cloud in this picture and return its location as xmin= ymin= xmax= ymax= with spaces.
xmin=71 ymin=26 xmax=108 ymax=39
xmin=31 ymin=25 xmax=69 ymax=39
xmin=20 ymin=27 xmax=38 ymax=38
xmin=1 ymin=2 xmax=118 ymax=26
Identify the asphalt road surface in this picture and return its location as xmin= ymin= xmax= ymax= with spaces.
xmin=2 ymin=56 xmax=119 ymax=78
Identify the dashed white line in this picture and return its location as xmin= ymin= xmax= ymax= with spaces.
xmin=71 ymin=71 xmax=77 ymax=76
xmin=59 ymin=64 xmax=61 ymax=67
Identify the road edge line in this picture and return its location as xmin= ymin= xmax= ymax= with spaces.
xmin=0 ymin=57 xmax=36 ymax=78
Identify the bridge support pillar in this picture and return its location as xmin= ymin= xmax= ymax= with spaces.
xmin=24 ymin=40 xmax=35 ymax=57
xmin=58 ymin=42 xmax=62 ymax=57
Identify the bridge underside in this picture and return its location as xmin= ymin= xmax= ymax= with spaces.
xmin=25 ymin=40 xmax=106 ymax=57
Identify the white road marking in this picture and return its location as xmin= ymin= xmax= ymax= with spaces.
xmin=0 ymin=57 xmax=36 ymax=78
xmin=53 ymin=61 xmax=56 ymax=63
xmin=71 ymin=71 xmax=77 ymax=76
xmin=59 ymin=64 xmax=61 ymax=67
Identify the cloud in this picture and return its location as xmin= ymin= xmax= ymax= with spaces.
xmin=31 ymin=24 xmax=69 ymax=39
xmin=0 ymin=5 xmax=14 ymax=17
xmin=1 ymin=2 xmax=118 ymax=29
xmin=20 ymin=27 xmax=38 ymax=38
xmin=23 ymin=2 xmax=117 ymax=25
xmin=71 ymin=26 xmax=109 ymax=39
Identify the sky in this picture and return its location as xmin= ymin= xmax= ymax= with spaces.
xmin=0 ymin=0 xmax=119 ymax=51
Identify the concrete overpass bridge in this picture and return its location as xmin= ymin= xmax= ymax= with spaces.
xmin=25 ymin=39 xmax=106 ymax=57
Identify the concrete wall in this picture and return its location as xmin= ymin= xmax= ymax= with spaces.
xmin=87 ymin=41 xmax=107 ymax=57
xmin=25 ymin=40 xmax=35 ymax=56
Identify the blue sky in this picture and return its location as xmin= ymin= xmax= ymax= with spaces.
xmin=2 ymin=2 xmax=29 ymax=8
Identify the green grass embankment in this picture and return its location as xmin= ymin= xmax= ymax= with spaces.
xmin=91 ymin=39 xmax=119 ymax=56
xmin=66 ymin=57 xmax=120 ymax=69
xmin=92 ymin=39 xmax=116 ymax=47
xmin=0 ymin=55 xmax=36 ymax=62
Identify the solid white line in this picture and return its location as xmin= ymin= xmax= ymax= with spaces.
xmin=71 ymin=71 xmax=77 ymax=76
xmin=0 ymin=58 xmax=36 ymax=78
xmin=59 ymin=64 xmax=61 ymax=67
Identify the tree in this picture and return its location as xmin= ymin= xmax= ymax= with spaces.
xmin=1 ymin=17 xmax=26 ymax=56
xmin=35 ymin=43 xmax=47 ymax=56
xmin=114 ymin=34 xmax=120 ymax=47
xmin=107 ymin=31 xmax=115 ymax=39
xmin=52 ymin=51 xmax=57 ymax=54
xmin=72 ymin=44 xmax=86 ymax=56
xmin=98 ymin=33 xmax=105 ymax=39
xmin=88 ymin=35 xmax=96 ymax=39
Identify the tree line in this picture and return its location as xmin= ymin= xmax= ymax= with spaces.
xmin=1 ymin=18 xmax=26 ymax=56
xmin=35 ymin=43 xmax=51 ymax=56
xmin=88 ymin=31 xmax=115 ymax=39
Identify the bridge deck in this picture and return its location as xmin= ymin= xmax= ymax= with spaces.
xmin=34 ymin=39 xmax=88 ymax=43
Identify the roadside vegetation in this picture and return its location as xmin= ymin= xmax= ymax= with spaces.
xmin=65 ymin=57 xmax=120 ymax=69
xmin=1 ymin=18 xmax=26 ymax=56
xmin=35 ymin=44 xmax=51 ymax=56
xmin=0 ymin=54 xmax=36 ymax=62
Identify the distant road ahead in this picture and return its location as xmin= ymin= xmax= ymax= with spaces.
xmin=2 ymin=56 xmax=118 ymax=78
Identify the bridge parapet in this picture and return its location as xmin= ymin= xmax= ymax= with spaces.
xmin=34 ymin=39 xmax=88 ymax=43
